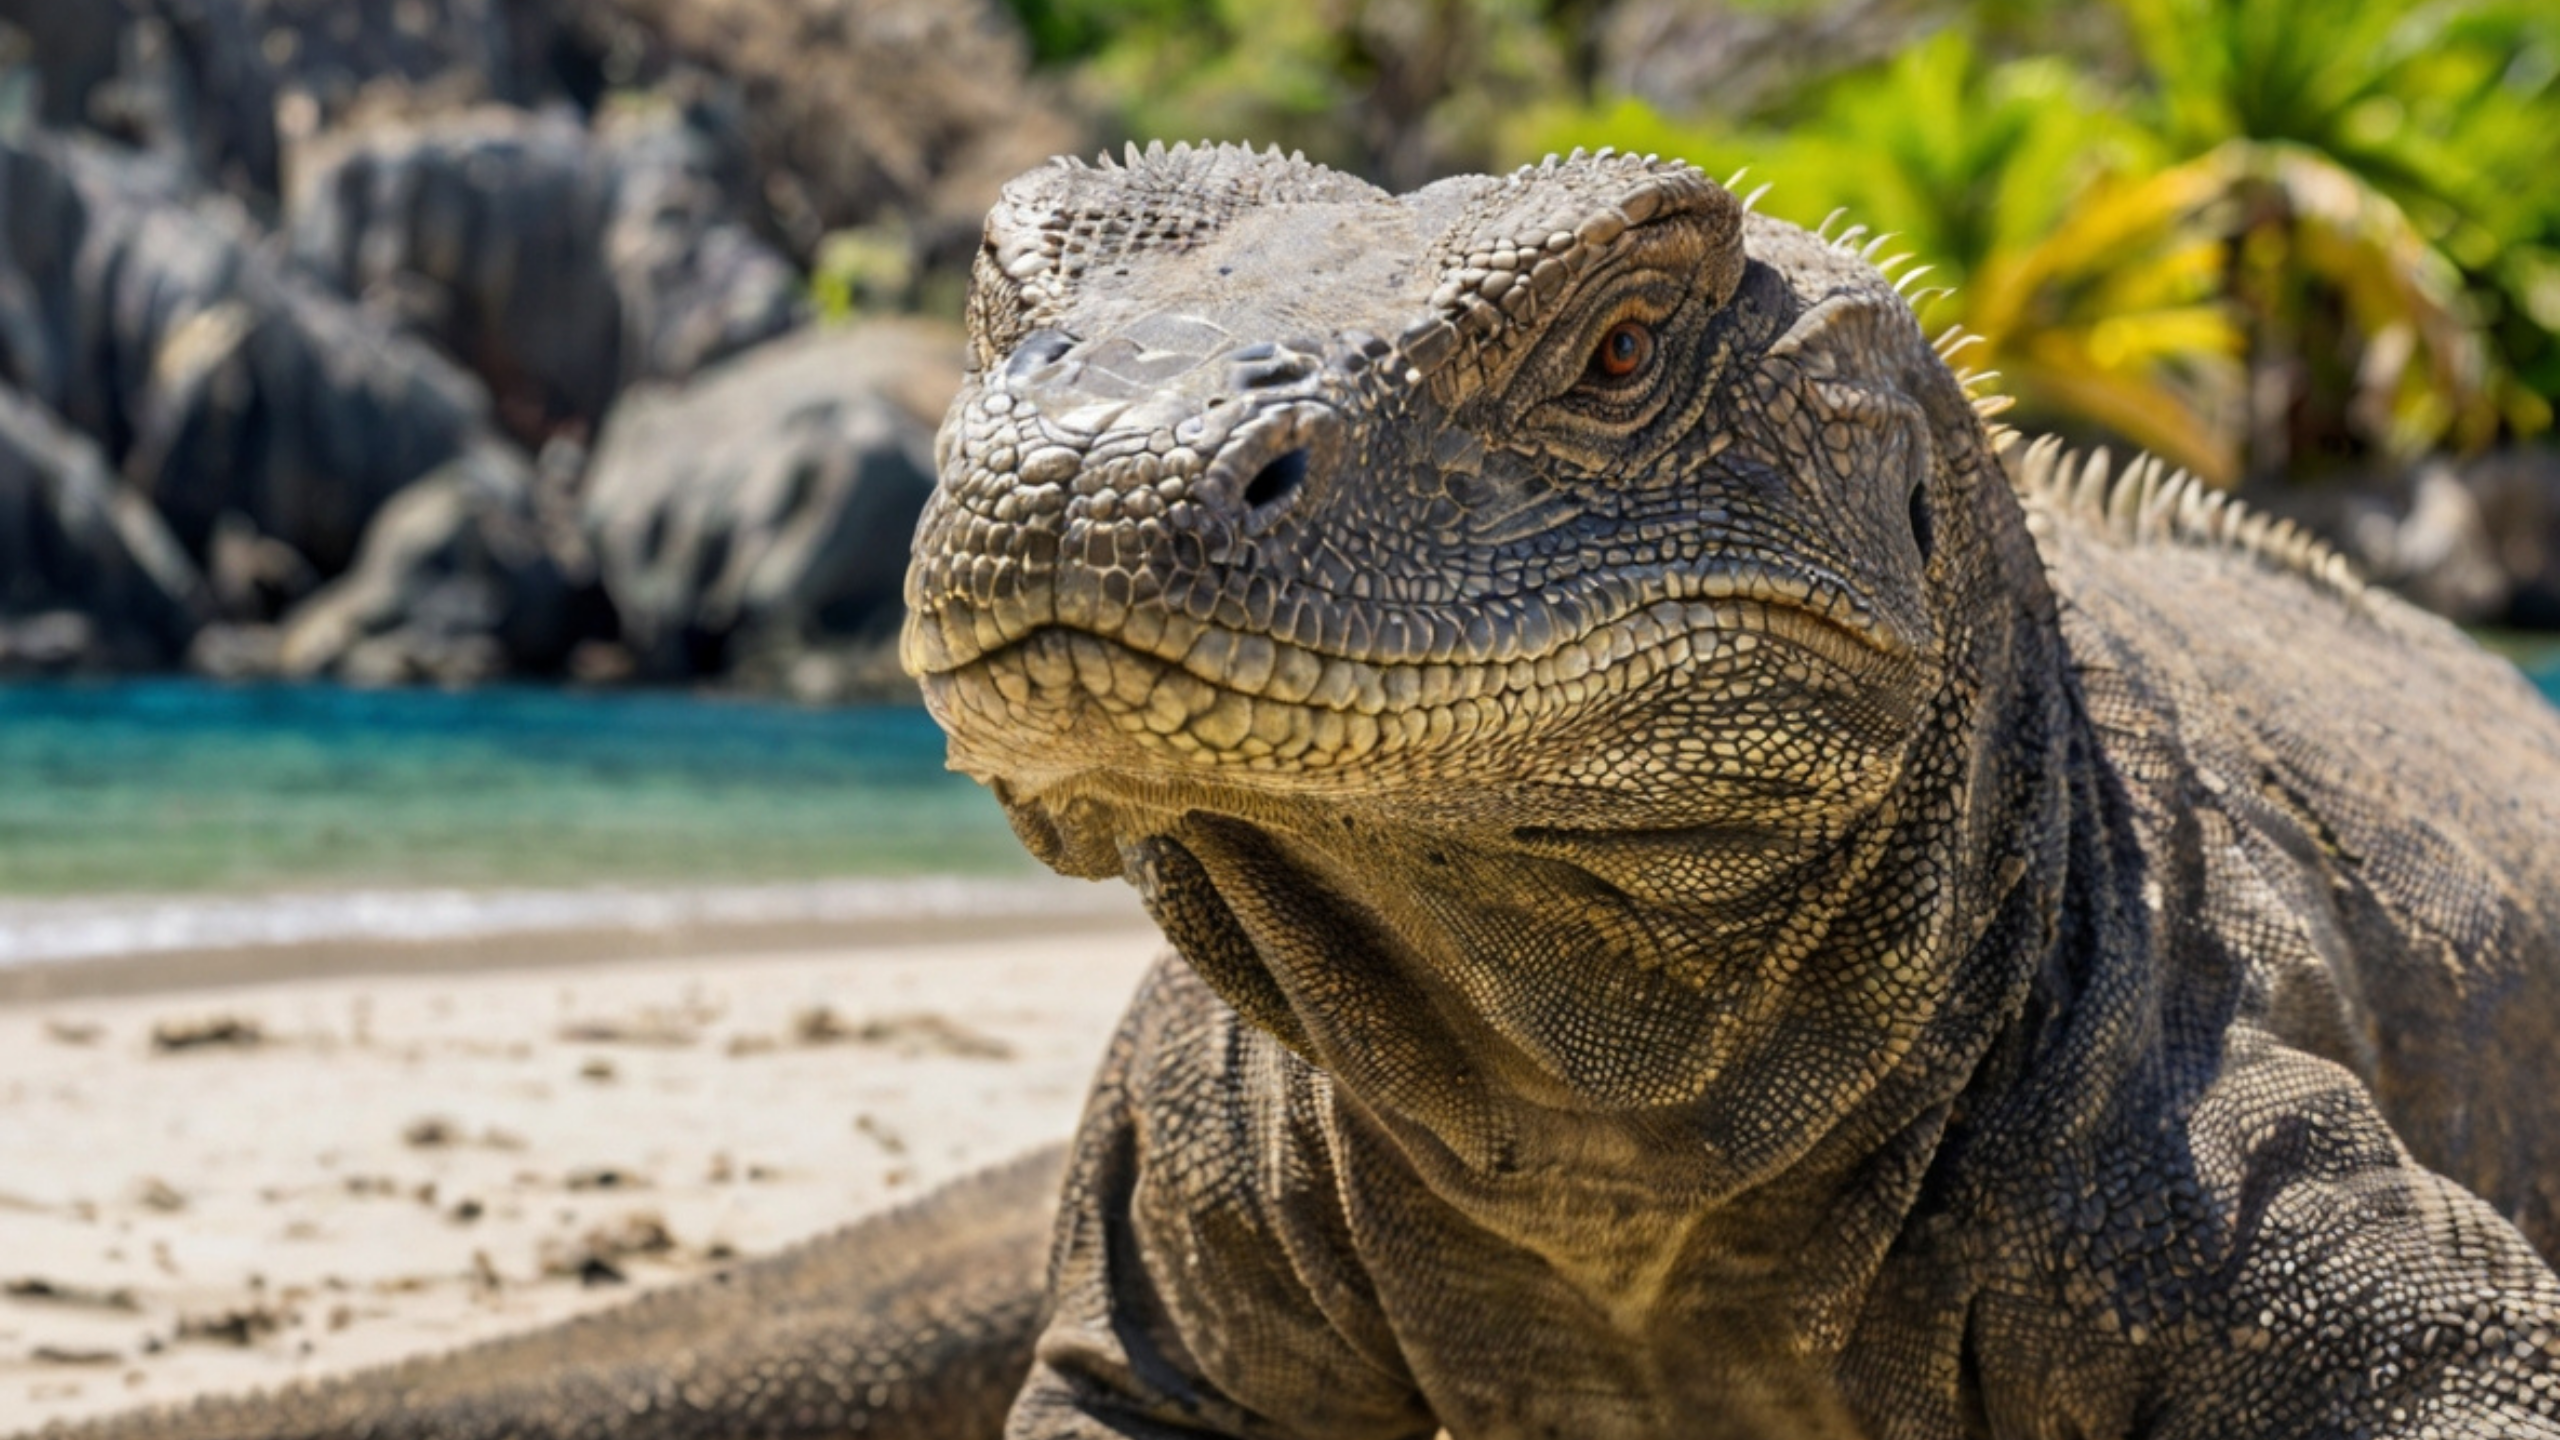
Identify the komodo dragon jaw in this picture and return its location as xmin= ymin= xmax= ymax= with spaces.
xmin=906 ymin=146 xmax=2069 ymax=1220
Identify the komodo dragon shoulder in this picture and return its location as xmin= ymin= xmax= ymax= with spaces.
xmin=40 ymin=145 xmax=2560 ymax=1440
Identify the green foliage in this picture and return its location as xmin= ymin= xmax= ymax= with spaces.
xmin=1008 ymin=0 xmax=1204 ymax=66
xmin=1064 ymin=1 xmax=1372 ymax=170
xmin=1519 ymin=34 xmax=2249 ymax=479
xmin=2115 ymin=0 xmax=2560 ymax=464
xmin=809 ymin=225 xmax=918 ymax=324
xmin=1509 ymin=0 xmax=2560 ymax=483
xmin=1005 ymin=0 xmax=1579 ymax=189
xmin=1011 ymin=0 xmax=2559 ymax=481
xmin=1520 ymin=35 xmax=2154 ymax=300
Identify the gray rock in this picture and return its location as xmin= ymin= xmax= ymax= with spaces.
xmin=2372 ymin=464 xmax=2510 ymax=623
xmin=0 ymin=0 xmax=129 ymax=133
xmin=279 ymin=440 xmax=586 ymax=686
xmin=0 ymin=383 xmax=203 ymax=671
xmin=580 ymin=320 xmax=959 ymax=690
xmin=1596 ymin=0 xmax=1933 ymax=123
xmin=546 ymin=0 xmax=1077 ymax=260
xmin=2251 ymin=447 xmax=2560 ymax=629
xmin=3 ymin=0 xmax=562 ymax=203
xmin=2458 ymin=446 xmax=2560 ymax=630
xmin=595 ymin=101 xmax=805 ymax=396
xmin=205 ymin=510 xmax=320 ymax=622
xmin=0 ymin=132 xmax=493 ymax=576
xmin=17 ymin=0 xmax=1075 ymax=275
xmin=0 ymin=608 xmax=105 ymax=670
xmin=284 ymin=100 xmax=802 ymax=439
xmin=185 ymin=620 xmax=284 ymax=679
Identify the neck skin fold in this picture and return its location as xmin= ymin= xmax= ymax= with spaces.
xmin=1131 ymin=490 xmax=2088 ymax=1358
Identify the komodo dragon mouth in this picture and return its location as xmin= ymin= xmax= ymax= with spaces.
xmin=905 ymin=144 xmax=1958 ymax=886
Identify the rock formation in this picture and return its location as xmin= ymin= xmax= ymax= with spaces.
xmin=581 ymin=322 xmax=956 ymax=699
xmin=0 ymin=0 xmax=1056 ymax=695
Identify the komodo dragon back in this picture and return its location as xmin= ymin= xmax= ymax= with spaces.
xmin=43 ymin=146 xmax=2560 ymax=1439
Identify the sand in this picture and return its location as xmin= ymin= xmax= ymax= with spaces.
xmin=0 ymin=903 xmax=1162 ymax=1432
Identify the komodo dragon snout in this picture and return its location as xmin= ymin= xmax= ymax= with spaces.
xmin=905 ymin=146 xmax=1978 ymax=897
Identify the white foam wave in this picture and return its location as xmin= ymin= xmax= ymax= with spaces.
xmin=0 ymin=876 xmax=1135 ymax=969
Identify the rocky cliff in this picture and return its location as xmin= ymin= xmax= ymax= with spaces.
xmin=0 ymin=0 xmax=1074 ymax=695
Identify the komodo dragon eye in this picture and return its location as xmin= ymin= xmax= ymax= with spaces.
xmin=1586 ymin=319 xmax=1655 ymax=386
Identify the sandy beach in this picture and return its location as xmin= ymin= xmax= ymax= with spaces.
xmin=0 ymin=901 xmax=1161 ymax=1433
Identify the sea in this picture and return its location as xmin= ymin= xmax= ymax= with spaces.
xmin=0 ymin=680 xmax=1098 ymax=970
xmin=5 ymin=660 xmax=2560 ymax=971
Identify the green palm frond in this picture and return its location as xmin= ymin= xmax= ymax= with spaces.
xmin=1503 ymin=3 xmax=2555 ymax=482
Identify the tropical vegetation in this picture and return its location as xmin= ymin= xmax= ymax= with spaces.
xmin=1006 ymin=0 xmax=2560 ymax=488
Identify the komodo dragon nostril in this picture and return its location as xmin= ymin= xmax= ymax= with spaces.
xmin=1244 ymin=449 xmax=1311 ymax=511
xmin=1234 ymin=352 xmax=1318 ymax=390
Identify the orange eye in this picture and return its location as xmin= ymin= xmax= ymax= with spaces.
xmin=1592 ymin=320 xmax=1654 ymax=381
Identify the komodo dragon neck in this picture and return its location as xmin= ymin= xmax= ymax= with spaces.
xmin=905 ymin=144 xmax=2110 ymax=1360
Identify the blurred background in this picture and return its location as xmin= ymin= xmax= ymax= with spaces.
xmin=1 ymin=0 xmax=2557 ymax=932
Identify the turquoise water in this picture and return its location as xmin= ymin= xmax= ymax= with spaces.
xmin=0 ymin=680 xmax=1036 ymax=897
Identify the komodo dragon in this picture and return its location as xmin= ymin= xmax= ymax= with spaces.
xmin=41 ymin=145 xmax=2560 ymax=1439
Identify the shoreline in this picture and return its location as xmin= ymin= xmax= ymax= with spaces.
xmin=0 ymin=908 xmax=1163 ymax=1431
xmin=0 ymin=876 xmax=1146 ymax=1005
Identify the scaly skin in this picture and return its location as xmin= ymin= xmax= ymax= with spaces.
xmin=43 ymin=146 xmax=2560 ymax=1440
xmin=904 ymin=145 xmax=2560 ymax=1437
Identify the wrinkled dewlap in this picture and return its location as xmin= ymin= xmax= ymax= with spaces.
xmin=43 ymin=146 xmax=2560 ymax=1440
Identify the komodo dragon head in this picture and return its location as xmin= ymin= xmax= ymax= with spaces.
xmin=906 ymin=145 xmax=2072 ymax=1223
